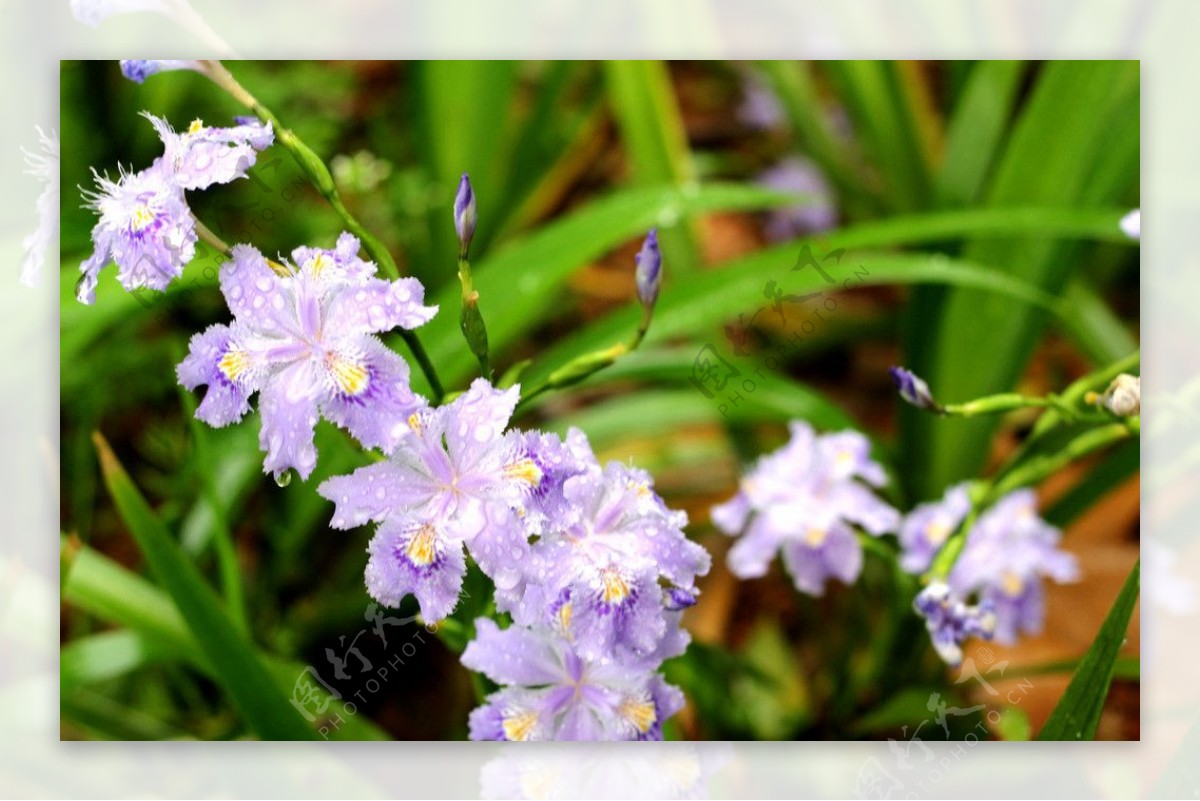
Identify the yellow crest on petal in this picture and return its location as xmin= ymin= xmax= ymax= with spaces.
xmin=502 ymin=709 xmax=539 ymax=742
xmin=1001 ymin=571 xmax=1025 ymax=597
xmin=130 ymin=204 xmax=155 ymax=232
xmin=925 ymin=521 xmax=951 ymax=547
xmin=600 ymin=569 xmax=631 ymax=605
xmin=405 ymin=524 xmax=438 ymax=567
xmin=503 ymin=457 xmax=543 ymax=488
xmin=327 ymin=353 xmax=369 ymax=396
xmin=218 ymin=349 xmax=252 ymax=381
xmin=618 ymin=698 xmax=657 ymax=734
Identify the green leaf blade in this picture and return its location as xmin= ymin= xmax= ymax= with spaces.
xmin=91 ymin=433 xmax=320 ymax=741
xmin=1037 ymin=560 xmax=1140 ymax=740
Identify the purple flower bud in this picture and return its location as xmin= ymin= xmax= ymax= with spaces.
xmin=665 ymin=586 xmax=698 ymax=611
xmin=914 ymin=581 xmax=995 ymax=666
xmin=119 ymin=60 xmax=200 ymax=84
xmin=635 ymin=228 xmax=661 ymax=309
xmin=889 ymin=366 xmax=938 ymax=411
xmin=454 ymin=172 xmax=476 ymax=255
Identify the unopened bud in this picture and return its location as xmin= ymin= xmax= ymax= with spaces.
xmin=889 ymin=366 xmax=938 ymax=411
xmin=1094 ymin=373 xmax=1140 ymax=416
xmin=635 ymin=228 xmax=661 ymax=309
xmin=454 ymin=172 xmax=477 ymax=257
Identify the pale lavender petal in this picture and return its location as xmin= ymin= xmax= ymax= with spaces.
xmin=898 ymin=483 xmax=971 ymax=575
xmin=324 ymin=276 xmax=438 ymax=335
xmin=219 ymin=244 xmax=295 ymax=333
xmin=710 ymin=491 xmax=751 ymax=534
xmin=463 ymin=501 xmax=530 ymax=592
xmin=320 ymin=337 xmax=424 ymax=453
xmin=779 ymin=540 xmax=834 ymax=596
xmin=445 ymin=378 xmax=519 ymax=462
xmin=257 ymin=360 xmax=320 ymax=481
xmin=556 ymin=703 xmax=604 ymax=741
xmin=468 ymin=688 xmax=550 ymax=742
xmin=176 ymin=324 xmax=252 ymax=427
xmin=318 ymin=460 xmax=439 ymax=529
xmin=571 ymin=570 xmax=666 ymax=662
xmin=461 ymin=618 xmax=563 ymax=687
xmin=726 ymin=519 xmax=783 ymax=579
xmin=365 ymin=517 xmax=466 ymax=621
xmin=819 ymin=522 xmax=864 ymax=585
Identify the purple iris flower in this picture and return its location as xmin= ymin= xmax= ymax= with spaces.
xmin=77 ymin=160 xmax=196 ymax=304
xmin=177 ymin=234 xmax=436 ymax=482
xmin=757 ymin=156 xmax=838 ymax=241
xmin=511 ymin=459 xmax=711 ymax=662
xmin=711 ymin=421 xmax=899 ymax=596
xmin=145 ymin=112 xmax=273 ymax=190
xmin=948 ymin=490 xmax=1080 ymax=644
xmin=914 ymin=581 xmax=996 ymax=666
xmin=319 ymin=379 xmax=549 ymax=620
xmin=462 ymin=618 xmax=686 ymax=741
xmin=898 ymin=483 xmax=972 ymax=574
xmin=77 ymin=113 xmax=274 ymax=305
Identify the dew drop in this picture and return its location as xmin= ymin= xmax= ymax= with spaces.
xmin=274 ymin=470 xmax=293 ymax=487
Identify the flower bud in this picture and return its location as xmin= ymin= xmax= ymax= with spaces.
xmin=454 ymin=172 xmax=476 ymax=256
xmin=635 ymin=228 xmax=662 ymax=309
xmin=889 ymin=366 xmax=938 ymax=411
xmin=119 ymin=60 xmax=201 ymax=84
xmin=664 ymin=586 xmax=698 ymax=611
xmin=1096 ymin=373 xmax=1140 ymax=416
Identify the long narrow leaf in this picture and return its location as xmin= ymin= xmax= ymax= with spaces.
xmin=62 ymin=537 xmax=389 ymax=740
xmin=1037 ymin=560 xmax=1140 ymax=740
xmin=913 ymin=61 xmax=1139 ymax=499
xmin=92 ymin=433 xmax=319 ymax=741
xmin=527 ymin=247 xmax=1065 ymax=390
xmin=935 ymin=60 xmax=1025 ymax=207
xmin=604 ymin=60 xmax=701 ymax=275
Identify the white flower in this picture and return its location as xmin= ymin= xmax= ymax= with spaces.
xmin=19 ymin=127 xmax=58 ymax=287
xmin=1120 ymin=209 xmax=1140 ymax=241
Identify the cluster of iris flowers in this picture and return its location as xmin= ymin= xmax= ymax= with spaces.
xmin=77 ymin=59 xmax=1134 ymax=740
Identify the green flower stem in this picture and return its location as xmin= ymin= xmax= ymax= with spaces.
xmin=514 ymin=298 xmax=656 ymax=414
xmin=192 ymin=216 xmax=231 ymax=256
xmin=928 ymin=524 xmax=970 ymax=580
xmin=201 ymin=60 xmax=446 ymax=403
xmin=987 ymin=421 xmax=1136 ymax=503
xmin=997 ymin=350 xmax=1141 ymax=483
xmin=943 ymin=392 xmax=1113 ymax=423
xmin=515 ymin=341 xmax=629 ymax=414
xmin=631 ymin=303 xmax=655 ymax=351
xmin=457 ymin=256 xmax=492 ymax=380
xmin=1030 ymin=349 xmax=1141 ymax=439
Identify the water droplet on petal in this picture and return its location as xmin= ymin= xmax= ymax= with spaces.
xmin=275 ymin=470 xmax=293 ymax=487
